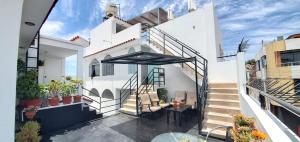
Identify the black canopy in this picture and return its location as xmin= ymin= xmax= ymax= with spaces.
xmin=101 ymin=51 xmax=195 ymax=65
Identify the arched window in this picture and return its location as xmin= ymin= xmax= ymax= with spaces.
xmin=128 ymin=47 xmax=137 ymax=74
xmin=89 ymin=59 xmax=100 ymax=78
xmin=102 ymin=89 xmax=114 ymax=99
xmin=89 ymin=88 xmax=100 ymax=97
xmin=102 ymin=55 xmax=114 ymax=76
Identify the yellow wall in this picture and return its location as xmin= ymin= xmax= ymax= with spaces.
xmin=265 ymin=40 xmax=292 ymax=79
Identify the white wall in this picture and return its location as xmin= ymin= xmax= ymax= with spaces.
xmin=285 ymin=38 xmax=300 ymax=50
xmin=39 ymin=55 xmax=65 ymax=83
xmin=164 ymin=65 xmax=197 ymax=99
xmin=155 ymin=3 xmax=237 ymax=83
xmin=0 ymin=0 xmax=24 ymax=141
xmin=83 ymin=40 xmax=141 ymax=112
xmin=240 ymin=93 xmax=295 ymax=142
xmin=85 ymin=17 xmax=141 ymax=57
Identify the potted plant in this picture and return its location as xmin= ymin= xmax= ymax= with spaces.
xmin=17 ymin=68 xmax=42 ymax=108
xmin=25 ymin=106 xmax=38 ymax=120
xmin=48 ymin=80 xmax=62 ymax=106
xmin=71 ymin=79 xmax=83 ymax=103
xmin=61 ymin=83 xmax=72 ymax=104
xmin=16 ymin=121 xmax=41 ymax=142
xmin=37 ymin=60 xmax=44 ymax=66
xmin=157 ymin=88 xmax=168 ymax=103
xmin=230 ymin=114 xmax=267 ymax=142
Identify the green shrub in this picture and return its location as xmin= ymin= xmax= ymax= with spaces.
xmin=16 ymin=121 xmax=41 ymax=142
xmin=16 ymin=69 xmax=40 ymax=100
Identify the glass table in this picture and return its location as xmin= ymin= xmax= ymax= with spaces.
xmin=151 ymin=132 xmax=205 ymax=142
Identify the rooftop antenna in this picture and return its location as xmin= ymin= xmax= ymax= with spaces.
xmin=188 ymin=0 xmax=197 ymax=12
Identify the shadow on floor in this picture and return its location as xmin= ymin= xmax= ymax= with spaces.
xmin=111 ymin=110 xmax=198 ymax=142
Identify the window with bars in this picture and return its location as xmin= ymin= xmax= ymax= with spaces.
xmin=89 ymin=59 xmax=100 ymax=78
xmin=102 ymin=55 xmax=114 ymax=76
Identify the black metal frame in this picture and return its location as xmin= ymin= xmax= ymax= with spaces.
xmin=247 ymin=78 xmax=300 ymax=117
xmin=82 ymin=87 xmax=121 ymax=115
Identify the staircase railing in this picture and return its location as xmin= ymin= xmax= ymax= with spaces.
xmin=82 ymin=86 xmax=121 ymax=115
xmin=119 ymin=71 xmax=138 ymax=108
xmin=136 ymin=67 xmax=165 ymax=115
xmin=144 ymin=26 xmax=208 ymax=134
xmin=247 ymin=78 xmax=300 ymax=116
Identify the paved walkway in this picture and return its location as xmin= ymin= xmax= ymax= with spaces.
xmin=42 ymin=113 xmax=223 ymax=142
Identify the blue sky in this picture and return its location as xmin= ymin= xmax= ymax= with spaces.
xmin=40 ymin=0 xmax=300 ymax=76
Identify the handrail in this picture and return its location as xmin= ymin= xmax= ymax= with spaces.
xmin=119 ymin=71 xmax=138 ymax=108
xmin=247 ymin=85 xmax=300 ymax=117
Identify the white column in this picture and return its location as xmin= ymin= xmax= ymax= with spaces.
xmin=77 ymin=48 xmax=84 ymax=80
xmin=77 ymin=48 xmax=84 ymax=95
xmin=236 ymin=52 xmax=247 ymax=94
xmin=0 ymin=0 xmax=24 ymax=141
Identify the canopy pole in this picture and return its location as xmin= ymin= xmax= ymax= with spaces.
xmin=194 ymin=57 xmax=202 ymax=133
xmin=136 ymin=64 xmax=139 ymax=116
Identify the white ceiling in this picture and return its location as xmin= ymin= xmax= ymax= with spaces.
xmin=19 ymin=0 xmax=56 ymax=49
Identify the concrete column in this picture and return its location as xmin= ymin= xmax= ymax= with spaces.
xmin=77 ymin=48 xmax=84 ymax=80
xmin=77 ymin=48 xmax=84 ymax=95
xmin=236 ymin=52 xmax=247 ymax=94
xmin=0 ymin=0 xmax=24 ymax=141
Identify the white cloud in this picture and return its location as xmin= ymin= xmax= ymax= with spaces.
xmin=40 ymin=21 xmax=64 ymax=36
xmin=61 ymin=0 xmax=74 ymax=18
xmin=222 ymin=23 xmax=246 ymax=31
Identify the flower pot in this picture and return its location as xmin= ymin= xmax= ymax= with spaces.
xmin=25 ymin=111 xmax=36 ymax=120
xmin=20 ymin=99 xmax=42 ymax=108
xmin=62 ymin=96 xmax=72 ymax=104
xmin=73 ymin=95 xmax=81 ymax=103
xmin=48 ymin=97 xmax=59 ymax=106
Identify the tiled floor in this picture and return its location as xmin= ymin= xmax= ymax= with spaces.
xmin=42 ymin=112 xmax=223 ymax=142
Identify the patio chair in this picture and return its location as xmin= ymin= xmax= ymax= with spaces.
xmin=140 ymin=94 xmax=161 ymax=113
xmin=186 ymin=91 xmax=197 ymax=109
xmin=172 ymin=91 xmax=186 ymax=104
xmin=148 ymin=92 xmax=170 ymax=108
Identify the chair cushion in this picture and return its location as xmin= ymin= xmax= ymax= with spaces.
xmin=140 ymin=94 xmax=151 ymax=105
xmin=186 ymin=91 xmax=197 ymax=108
xmin=175 ymin=91 xmax=186 ymax=102
xmin=149 ymin=93 xmax=159 ymax=102
xmin=142 ymin=106 xmax=161 ymax=112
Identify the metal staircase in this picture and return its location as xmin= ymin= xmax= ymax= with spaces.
xmin=142 ymin=27 xmax=209 ymax=135
xmin=119 ymin=67 xmax=165 ymax=115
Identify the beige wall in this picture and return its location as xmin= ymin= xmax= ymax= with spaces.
xmin=265 ymin=40 xmax=292 ymax=78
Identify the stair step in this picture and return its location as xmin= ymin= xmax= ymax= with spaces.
xmin=202 ymin=128 xmax=227 ymax=139
xmin=208 ymin=99 xmax=240 ymax=107
xmin=209 ymin=83 xmax=237 ymax=88
xmin=119 ymin=108 xmax=137 ymax=115
xmin=126 ymin=99 xmax=137 ymax=104
xmin=205 ymin=112 xmax=233 ymax=122
xmin=207 ymin=105 xmax=240 ymax=115
xmin=204 ymin=119 xmax=232 ymax=129
xmin=123 ymin=103 xmax=136 ymax=109
xmin=209 ymin=88 xmax=238 ymax=94
xmin=208 ymin=93 xmax=239 ymax=100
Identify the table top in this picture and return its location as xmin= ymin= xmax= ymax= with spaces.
xmin=151 ymin=132 xmax=205 ymax=142
xmin=165 ymin=105 xmax=191 ymax=112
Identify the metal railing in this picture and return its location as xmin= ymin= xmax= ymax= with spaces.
xmin=82 ymin=86 xmax=121 ymax=115
xmin=119 ymin=72 xmax=138 ymax=108
xmin=247 ymin=78 xmax=300 ymax=117
xmin=144 ymin=27 xmax=208 ymax=134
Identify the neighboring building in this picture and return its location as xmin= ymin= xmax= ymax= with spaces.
xmin=255 ymin=34 xmax=300 ymax=80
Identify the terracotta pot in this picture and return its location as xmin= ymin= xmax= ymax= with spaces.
xmin=48 ymin=97 xmax=59 ymax=106
xmin=62 ymin=96 xmax=72 ymax=104
xmin=20 ymin=98 xmax=42 ymax=108
xmin=73 ymin=95 xmax=81 ymax=103
xmin=25 ymin=111 xmax=36 ymax=120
